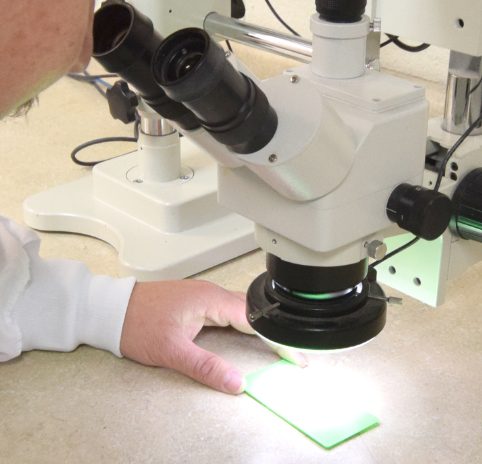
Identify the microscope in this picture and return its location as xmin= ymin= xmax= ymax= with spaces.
xmin=24 ymin=0 xmax=482 ymax=352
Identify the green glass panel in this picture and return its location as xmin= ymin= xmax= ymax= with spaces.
xmin=245 ymin=360 xmax=379 ymax=449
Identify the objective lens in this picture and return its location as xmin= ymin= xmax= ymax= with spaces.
xmin=92 ymin=1 xmax=199 ymax=131
xmin=152 ymin=28 xmax=278 ymax=154
xmin=245 ymin=255 xmax=386 ymax=350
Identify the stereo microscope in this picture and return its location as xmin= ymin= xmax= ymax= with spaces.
xmin=24 ymin=0 xmax=482 ymax=352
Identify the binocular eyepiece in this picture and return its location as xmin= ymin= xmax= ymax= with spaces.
xmin=152 ymin=28 xmax=278 ymax=154
xmin=93 ymin=1 xmax=278 ymax=154
xmin=93 ymin=1 xmax=200 ymax=130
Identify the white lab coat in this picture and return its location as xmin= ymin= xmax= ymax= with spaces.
xmin=0 ymin=216 xmax=136 ymax=362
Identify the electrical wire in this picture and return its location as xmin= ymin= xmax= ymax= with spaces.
xmin=68 ymin=70 xmax=140 ymax=167
xmin=225 ymin=40 xmax=233 ymax=52
xmin=381 ymin=34 xmax=430 ymax=52
xmin=433 ymin=114 xmax=482 ymax=192
xmin=68 ymin=71 xmax=117 ymax=99
xmin=264 ymin=0 xmax=300 ymax=37
xmin=68 ymin=73 xmax=118 ymax=81
xmin=70 ymin=136 xmax=137 ymax=167
xmin=369 ymin=237 xmax=420 ymax=269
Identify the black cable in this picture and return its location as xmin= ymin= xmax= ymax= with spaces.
xmin=71 ymin=117 xmax=140 ymax=167
xmin=225 ymin=40 xmax=233 ymax=52
xmin=70 ymin=136 xmax=137 ymax=167
xmin=264 ymin=0 xmax=300 ymax=37
xmin=383 ymin=34 xmax=430 ymax=53
xmin=370 ymin=237 xmax=420 ymax=269
xmin=468 ymin=76 xmax=482 ymax=97
xmin=380 ymin=37 xmax=393 ymax=48
xmin=68 ymin=73 xmax=117 ymax=81
xmin=433 ymin=114 xmax=482 ymax=192
xmin=68 ymin=71 xmax=118 ymax=99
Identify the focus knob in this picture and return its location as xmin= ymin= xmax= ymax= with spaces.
xmin=452 ymin=168 xmax=482 ymax=242
xmin=106 ymin=80 xmax=138 ymax=124
xmin=387 ymin=184 xmax=453 ymax=240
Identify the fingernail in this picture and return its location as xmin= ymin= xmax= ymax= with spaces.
xmin=223 ymin=370 xmax=245 ymax=394
xmin=295 ymin=353 xmax=309 ymax=368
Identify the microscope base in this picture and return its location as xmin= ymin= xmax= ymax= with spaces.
xmin=23 ymin=146 xmax=256 ymax=281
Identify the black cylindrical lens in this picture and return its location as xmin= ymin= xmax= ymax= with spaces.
xmin=316 ymin=0 xmax=367 ymax=23
xmin=152 ymin=28 xmax=278 ymax=154
xmin=92 ymin=1 xmax=199 ymax=130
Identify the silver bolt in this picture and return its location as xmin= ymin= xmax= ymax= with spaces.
xmin=370 ymin=17 xmax=382 ymax=32
xmin=269 ymin=154 xmax=278 ymax=163
xmin=366 ymin=240 xmax=387 ymax=260
xmin=290 ymin=75 xmax=299 ymax=84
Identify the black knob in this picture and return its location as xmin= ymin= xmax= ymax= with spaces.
xmin=452 ymin=168 xmax=482 ymax=242
xmin=387 ymin=184 xmax=453 ymax=241
xmin=231 ymin=0 xmax=246 ymax=19
xmin=316 ymin=0 xmax=367 ymax=23
xmin=106 ymin=80 xmax=138 ymax=124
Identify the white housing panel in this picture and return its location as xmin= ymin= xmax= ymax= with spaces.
xmin=368 ymin=0 xmax=482 ymax=56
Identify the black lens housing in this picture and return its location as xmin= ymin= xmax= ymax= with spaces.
xmin=267 ymin=254 xmax=369 ymax=294
xmin=152 ymin=28 xmax=278 ymax=154
xmin=92 ymin=1 xmax=199 ymax=130
xmin=316 ymin=0 xmax=367 ymax=23
xmin=247 ymin=270 xmax=386 ymax=350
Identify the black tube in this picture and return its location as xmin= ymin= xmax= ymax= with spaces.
xmin=316 ymin=0 xmax=367 ymax=23
xmin=92 ymin=1 xmax=199 ymax=131
xmin=152 ymin=28 xmax=278 ymax=154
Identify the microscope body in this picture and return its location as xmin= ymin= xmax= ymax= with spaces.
xmin=218 ymin=63 xmax=428 ymax=268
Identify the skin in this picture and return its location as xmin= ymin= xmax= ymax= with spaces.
xmin=0 ymin=0 xmax=306 ymax=395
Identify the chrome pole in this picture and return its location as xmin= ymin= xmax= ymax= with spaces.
xmin=204 ymin=12 xmax=312 ymax=63
xmin=443 ymin=51 xmax=482 ymax=136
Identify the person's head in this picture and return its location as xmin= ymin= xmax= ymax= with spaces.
xmin=0 ymin=0 xmax=94 ymax=118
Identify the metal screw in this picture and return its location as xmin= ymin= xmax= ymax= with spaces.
xmin=370 ymin=18 xmax=382 ymax=32
xmin=366 ymin=240 xmax=387 ymax=260
xmin=269 ymin=154 xmax=278 ymax=163
xmin=272 ymin=239 xmax=277 ymax=245
xmin=290 ymin=75 xmax=299 ymax=84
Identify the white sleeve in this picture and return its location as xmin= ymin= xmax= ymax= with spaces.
xmin=0 ymin=216 xmax=136 ymax=362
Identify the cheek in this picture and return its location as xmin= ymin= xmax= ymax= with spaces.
xmin=70 ymin=0 xmax=94 ymax=72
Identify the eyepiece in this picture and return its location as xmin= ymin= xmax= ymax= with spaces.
xmin=316 ymin=0 xmax=367 ymax=23
xmin=93 ymin=1 xmax=199 ymax=131
xmin=153 ymin=28 xmax=278 ymax=154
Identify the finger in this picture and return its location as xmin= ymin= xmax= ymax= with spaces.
xmin=172 ymin=340 xmax=246 ymax=395
xmin=264 ymin=340 xmax=309 ymax=368
xmin=206 ymin=291 xmax=256 ymax=335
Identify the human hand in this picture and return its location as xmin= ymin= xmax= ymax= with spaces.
xmin=120 ymin=280 xmax=308 ymax=395
xmin=120 ymin=280 xmax=255 ymax=395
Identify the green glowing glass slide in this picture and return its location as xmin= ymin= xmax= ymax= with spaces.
xmin=245 ymin=360 xmax=379 ymax=449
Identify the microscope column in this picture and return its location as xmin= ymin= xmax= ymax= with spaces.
xmin=310 ymin=1 xmax=370 ymax=79
xmin=443 ymin=51 xmax=482 ymax=135
xmin=138 ymin=114 xmax=181 ymax=183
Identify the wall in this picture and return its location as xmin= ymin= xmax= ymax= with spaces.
xmin=242 ymin=0 xmax=449 ymax=84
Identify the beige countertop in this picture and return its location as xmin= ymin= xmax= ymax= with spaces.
xmin=1 ymin=50 xmax=481 ymax=464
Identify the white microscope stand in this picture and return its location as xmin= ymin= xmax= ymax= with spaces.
xmin=23 ymin=135 xmax=256 ymax=281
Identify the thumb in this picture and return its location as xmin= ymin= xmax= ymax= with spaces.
xmin=171 ymin=341 xmax=246 ymax=395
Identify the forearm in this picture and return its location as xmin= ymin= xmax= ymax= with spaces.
xmin=0 ymin=216 xmax=135 ymax=361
